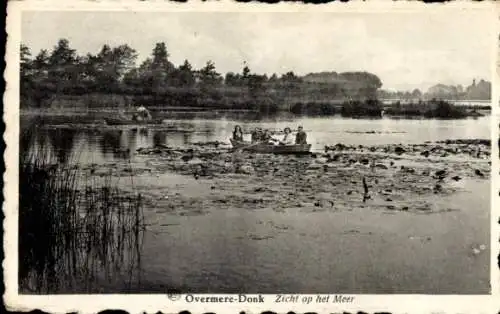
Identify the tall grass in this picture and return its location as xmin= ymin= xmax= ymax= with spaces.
xmin=19 ymin=126 xmax=145 ymax=293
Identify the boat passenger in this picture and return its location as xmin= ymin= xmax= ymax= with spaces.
xmin=233 ymin=125 xmax=244 ymax=142
xmin=251 ymin=128 xmax=259 ymax=143
xmin=251 ymin=127 xmax=264 ymax=143
xmin=262 ymin=129 xmax=273 ymax=143
xmin=136 ymin=105 xmax=152 ymax=121
xmin=295 ymin=126 xmax=308 ymax=144
xmin=279 ymin=127 xmax=294 ymax=145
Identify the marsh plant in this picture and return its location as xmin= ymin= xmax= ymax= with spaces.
xmin=19 ymin=127 xmax=145 ymax=293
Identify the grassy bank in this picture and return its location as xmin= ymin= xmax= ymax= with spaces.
xmin=19 ymin=128 xmax=145 ymax=293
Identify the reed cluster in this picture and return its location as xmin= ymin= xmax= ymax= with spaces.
xmin=19 ymin=127 xmax=145 ymax=293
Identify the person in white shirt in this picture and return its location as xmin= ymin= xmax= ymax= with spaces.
xmin=279 ymin=127 xmax=294 ymax=145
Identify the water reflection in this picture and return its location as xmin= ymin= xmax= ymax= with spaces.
xmin=128 ymin=128 xmax=138 ymax=150
xmin=100 ymin=130 xmax=122 ymax=153
xmin=152 ymin=131 xmax=167 ymax=147
xmin=139 ymin=128 xmax=149 ymax=137
xmin=46 ymin=128 xmax=77 ymax=164
xmin=23 ymin=116 xmax=491 ymax=165
xmin=98 ymin=130 xmax=129 ymax=159
xmin=19 ymin=114 xmax=492 ymax=293
xmin=182 ymin=132 xmax=190 ymax=145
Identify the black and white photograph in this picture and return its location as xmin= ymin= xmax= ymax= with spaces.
xmin=3 ymin=2 xmax=499 ymax=312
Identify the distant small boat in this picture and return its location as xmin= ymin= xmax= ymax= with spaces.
xmin=230 ymin=139 xmax=311 ymax=154
xmin=104 ymin=117 xmax=164 ymax=126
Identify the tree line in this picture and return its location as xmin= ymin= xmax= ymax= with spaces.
xmin=20 ymin=39 xmax=310 ymax=107
xmin=20 ymin=39 xmax=385 ymax=110
xmin=377 ymin=80 xmax=491 ymax=101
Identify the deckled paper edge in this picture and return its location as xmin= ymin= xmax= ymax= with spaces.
xmin=3 ymin=1 xmax=499 ymax=313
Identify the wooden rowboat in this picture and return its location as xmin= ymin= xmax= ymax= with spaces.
xmin=104 ymin=117 xmax=164 ymax=126
xmin=230 ymin=139 xmax=311 ymax=154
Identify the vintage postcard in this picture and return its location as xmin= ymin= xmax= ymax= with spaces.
xmin=3 ymin=1 xmax=499 ymax=313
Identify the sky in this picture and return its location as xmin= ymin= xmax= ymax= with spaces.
xmin=21 ymin=10 xmax=494 ymax=91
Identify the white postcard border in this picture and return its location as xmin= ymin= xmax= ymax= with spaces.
xmin=3 ymin=1 xmax=499 ymax=313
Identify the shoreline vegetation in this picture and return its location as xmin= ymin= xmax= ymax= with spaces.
xmin=19 ymin=101 xmax=489 ymax=122
xmin=19 ymin=126 xmax=145 ymax=293
xmin=21 ymin=39 xmax=490 ymax=120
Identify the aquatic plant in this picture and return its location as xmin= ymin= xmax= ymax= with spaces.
xmin=19 ymin=127 xmax=145 ymax=293
xmin=423 ymin=99 xmax=468 ymax=119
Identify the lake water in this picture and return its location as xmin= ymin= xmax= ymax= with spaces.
xmin=24 ymin=115 xmax=491 ymax=165
xmin=21 ymin=114 xmax=491 ymax=294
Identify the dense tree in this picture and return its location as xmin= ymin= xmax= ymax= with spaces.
xmin=46 ymin=39 xmax=82 ymax=93
xmin=21 ymin=45 xmax=54 ymax=106
xmin=32 ymin=49 xmax=50 ymax=71
xmin=20 ymin=44 xmax=34 ymax=104
xmin=91 ymin=45 xmax=116 ymax=87
xmin=339 ymin=72 xmax=382 ymax=99
xmin=466 ymin=79 xmax=491 ymax=100
xmin=169 ymin=60 xmax=196 ymax=87
xmin=197 ymin=60 xmax=222 ymax=87
xmin=247 ymin=74 xmax=267 ymax=97
xmin=124 ymin=43 xmax=176 ymax=93
xmin=225 ymin=72 xmax=241 ymax=86
xmin=339 ymin=72 xmax=382 ymax=89
xmin=411 ymin=89 xmax=422 ymax=99
xmin=49 ymin=39 xmax=77 ymax=67
xmin=21 ymin=38 xmax=431 ymax=111
xmin=242 ymin=65 xmax=250 ymax=78
xmin=20 ymin=44 xmax=33 ymax=86
xmin=281 ymin=71 xmax=301 ymax=82
xmin=151 ymin=42 xmax=174 ymax=73
xmin=84 ymin=44 xmax=138 ymax=90
xmin=123 ymin=58 xmax=154 ymax=91
xmin=268 ymin=73 xmax=278 ymax=83
xmin=20 ymin=44 xmax=32 ymax=73
xmin=122 ymin=42 xmax=175 ymax=95
xmin=149 ymin=42 xmax=175 ymax=94
xmin=112 ymin=44 xmax=138 ymax=79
